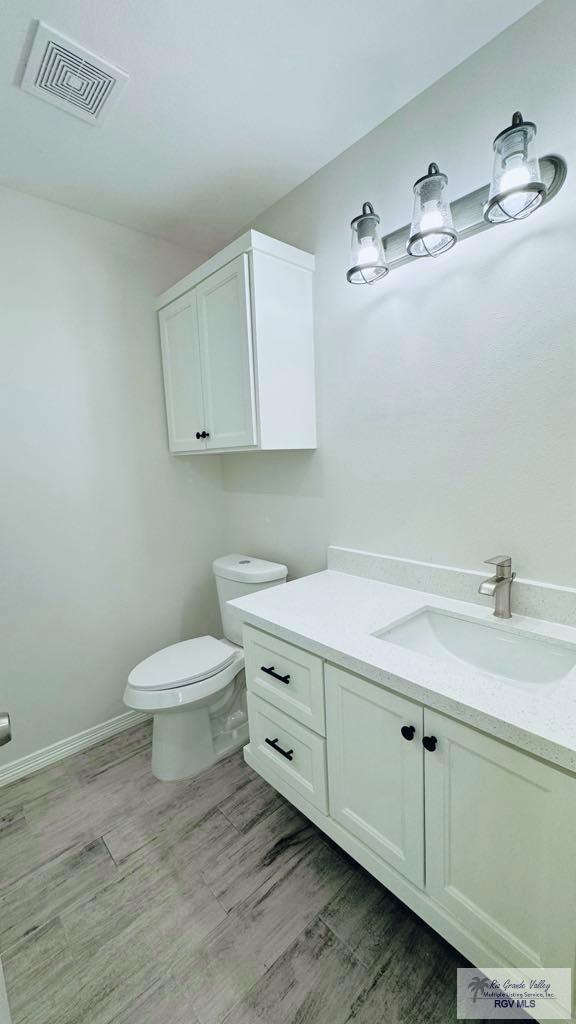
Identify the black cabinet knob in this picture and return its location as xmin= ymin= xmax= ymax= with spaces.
xmin=422 ymin=735 xmax=438 ymax=752
xmin=196 ymin=430 xmax=211 ymax=440
xmin=401 ymin=725 xmax=416 ymax=741
xmin=195 ymin=431 xmax=202 ymax=440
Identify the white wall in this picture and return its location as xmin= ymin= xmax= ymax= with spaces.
xmin=0 ymin=186 xmax=226 ymax=764
xmin=3 ymin=0 xmax=574 ymax=767
xmin=221 ymin=0 xmax=576 ymax=588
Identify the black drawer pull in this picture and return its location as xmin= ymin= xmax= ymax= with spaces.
xmin=265 ymin=737 xmax=294 ymax=761
xmin=401 ymin=725 xmax=416 ymax=741
xmin=422 ymin=735 xmax=438 ymax=752
xmin=261 ymin=665 xmax=291 ymax=685
xmin=196 ymin=430 xmax=210 ymax=440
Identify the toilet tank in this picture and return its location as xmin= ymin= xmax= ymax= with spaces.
xmin=213 ymin=554 xmax=288 ymax=645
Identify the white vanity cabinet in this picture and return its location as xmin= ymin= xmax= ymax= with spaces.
xmin=243 ymin=625 xmax=576 ymax=1003
xmin=157 ymin=231 xmax=316 ymax=454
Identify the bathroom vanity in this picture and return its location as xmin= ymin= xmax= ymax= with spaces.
xmin=232 ymin=561 xmax=576 ymax=1021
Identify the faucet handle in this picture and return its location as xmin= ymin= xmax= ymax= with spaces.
xmin=484 ymin=555 xmax=512 ymax=577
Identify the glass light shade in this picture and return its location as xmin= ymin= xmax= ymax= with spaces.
xmin=347 ymin=202 xmax=389 ymax=284
xmin=484 ymin=112 xmax=546 ymax=224
xmin=407 ymin=163 xmax=457 ymax=258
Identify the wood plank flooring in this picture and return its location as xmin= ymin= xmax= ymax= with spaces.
xmin=0 ymin=722 xmax=478 ymax=1024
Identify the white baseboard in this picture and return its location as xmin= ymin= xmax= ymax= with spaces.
xmin=0 ymin=710 xmax=150 ymax=789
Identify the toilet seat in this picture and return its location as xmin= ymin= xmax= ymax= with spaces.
xmin=124 ymin=637 xmax=244 ymax=713
xmin=128 ymin=636 xmax=238 ymax=691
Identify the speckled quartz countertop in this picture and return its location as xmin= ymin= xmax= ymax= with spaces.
xmin=230 ymin=570 xmax=576 ymax=773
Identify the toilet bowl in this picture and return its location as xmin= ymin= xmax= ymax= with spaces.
xmin=123 ymin=555 xmax=287 ymax=781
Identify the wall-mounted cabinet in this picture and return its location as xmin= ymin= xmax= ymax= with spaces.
xmin=157 ymin=231 xmax=316 ymax=454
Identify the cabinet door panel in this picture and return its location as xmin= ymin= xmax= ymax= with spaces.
xmin=159 ymin=294 xmax=206 ymax=452
xmin=196 ymin=254 xmax=256 ymax=449
xmin=424 ymin=709 xmax=576 ymax=968
xmin=326 ymin=665 xmax=424 ymax=887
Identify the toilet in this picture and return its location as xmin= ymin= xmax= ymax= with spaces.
xmin=123 ymin=554 xmax=287 ymax=781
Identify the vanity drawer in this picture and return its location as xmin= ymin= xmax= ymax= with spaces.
xmin=247 ymin=692 xmax=328 ymax=813
xmin=244 ymin=624 xmax=325 ymax=734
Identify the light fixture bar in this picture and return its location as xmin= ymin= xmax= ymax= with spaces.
xmin=375 ymin=154 xmax=566 ymax=273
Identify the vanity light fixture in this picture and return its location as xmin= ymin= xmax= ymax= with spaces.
xmin=484 ymin=111 xmax=547 ymax=224
xmin=346 ymin=110 xmax=567 ymax=284
xmin=346 ymin=202 xmax=389 ymax=284
xmin=407 ymin=163 xmax=457 ymax=257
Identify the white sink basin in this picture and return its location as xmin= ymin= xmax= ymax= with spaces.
xmin=376 ymin=608 xmax=576 ymax=685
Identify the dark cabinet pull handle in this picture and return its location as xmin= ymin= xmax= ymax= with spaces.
xmin=422 ymin=735 xmax=438 ymax=752
xmin=265 ymin=737 xmax=293 ymax=761
xmin=261 ymin=665 xmax=291 ymax=685
xmin=196 ymin=431 xmax=211 ymax=440
xmin=401 ymin=725 xmax=416 ymax=741
xmin=196 ymin=431 xmax=202 ymax=440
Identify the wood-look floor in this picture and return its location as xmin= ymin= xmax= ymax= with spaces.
xmin=0 ymin=722 xmax=476 ymax=1024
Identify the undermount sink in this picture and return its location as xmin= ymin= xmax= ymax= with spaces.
xmin=375 ymin=607 xmax=576 ymax=685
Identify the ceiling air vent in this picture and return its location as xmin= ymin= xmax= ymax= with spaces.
xmin=20 ymin=21 xmax=128 ymax=124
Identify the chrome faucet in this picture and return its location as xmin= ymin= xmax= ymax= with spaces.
xmin=478 ymin=556 xmax=516 ymax=619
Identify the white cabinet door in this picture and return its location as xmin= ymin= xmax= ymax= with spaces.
xmin=424 ymin=709 xmax=576 ymax=968
xmin=325 ymin=665 xmax=424 ymax=887
xmin=159 ymin=293 xmax=206 ymax=452
xmin=196 ymin=254 xmax=256 ymax=449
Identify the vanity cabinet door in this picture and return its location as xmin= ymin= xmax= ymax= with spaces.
xmin=424 ymin=709 xmax=576 ymax=969
xmin=159 ymin=293 xmax=207 ymax=452
xmin=325 ymin=665 xmax=424 ymax=887
xmin=196 ymin=254 xmax=257 ymax=450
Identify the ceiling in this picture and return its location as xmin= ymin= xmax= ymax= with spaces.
xmin=0 ymin=0 xmax=542 ymax=258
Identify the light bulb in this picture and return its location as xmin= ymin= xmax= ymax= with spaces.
xmin=497 ymin=165 xmax=535 ymax=218
xmin=357 ymin=238 xmax=380 ymax=265
xmin=500 ymin=168 xmax=539 ymax=218
xmin=420 ymin=210 xmax=443 ymax=231
xmin=417 ymin=210 xmax=446 ymax=253
xmin=500 ymin=165 xmax=531 ymax=191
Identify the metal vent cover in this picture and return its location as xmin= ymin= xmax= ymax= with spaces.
xmin=21 ymin=21 xmax=128 ymax=124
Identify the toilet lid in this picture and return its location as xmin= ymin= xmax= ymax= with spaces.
xmin=128 ymin=636 xmax=238 ymax=691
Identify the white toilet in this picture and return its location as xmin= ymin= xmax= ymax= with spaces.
xmin=123 ymin=554 xmax=287 ymax=781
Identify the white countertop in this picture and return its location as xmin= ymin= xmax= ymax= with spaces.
xmin=230 ymin=570 xmax=576 ymax=772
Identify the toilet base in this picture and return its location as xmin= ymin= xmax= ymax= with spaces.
xmin=151 ymin=706 xmax=249 ymax=782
